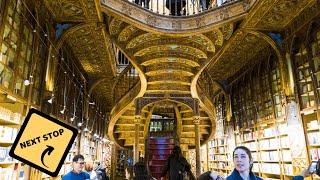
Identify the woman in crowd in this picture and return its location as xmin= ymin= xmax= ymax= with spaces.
xmin=161 ymin=145 xmax=195 ymax=180
xmin=226 ymin=146 xmax=262 ymax=180
xmin=85 ymin=161 xmax=98 ymax=180
xmin=198 ymin=146 xmax=314 ymax=180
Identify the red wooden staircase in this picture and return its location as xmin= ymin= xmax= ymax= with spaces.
xmin=148 ymin=137 xmax=174 ymax=179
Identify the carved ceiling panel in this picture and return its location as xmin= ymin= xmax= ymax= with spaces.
xmin=109 ymin=18 xmax=125 ymax=35
xmin=148 ymin=74 xmax=191 ymax=83
xmin=118 ymin=25 xmax=139 ymax=42
xmin=134 ymin=44 xmax=207 ymax=59
xmin=141 ymin=57 xmax=200 ymax=67
xmin=255 ymin=0 xmax=313 ymax=30
xmin=44 ymin=0 xmax=99 ymax=22
xmin=45 ymin=0 xmax=85 ymax=21
xmin=244 ymin=0 xmax=314 ymax=30
xmin=66 ymin=25 xmax=114 ymax=79
xmin=126 ymin=33 xmax=162 ymax=49
xmin=126 ymin=33 xmax=216 ymax=53
xmin=92 ymin=81 xmax=114 ymax=112
xmin=208 ymin=31 xmax=269 ymax=80
xmin=138 ymin=52 xmax=203 ymax=64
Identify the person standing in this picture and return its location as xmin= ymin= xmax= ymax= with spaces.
xmin=62 ymin=154 xmax=90 ymax=180
xmin=161 ymin=146 xmax=195 ymax=180
xmin=85 ymin=161 xmax=98 ymax=180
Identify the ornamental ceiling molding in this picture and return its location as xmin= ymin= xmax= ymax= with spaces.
xmin=126 ymin=33 xmax=216 ymax=52
xmin=66 ymin=25 xmax=115 ymax=77
xmin=208 ymin=33 xmax=269 ymax=80
xmin=254 ymin=0 xmax=316 ymax=31
xmin=101 ymin=0 xmax=253 ymax=35
xmin=45 ymin=0 xmax=101 ymax=22
xmin=243 ymin=0 xmax=316 ymax=31
xmin=141 ymin=57 xmax=200 ymax=67
xmin=118 ymin=25 xmax=139 ymax=42
xmin=45 ymin=0 xmax=86 ymax=22
xmin=56 ymin=22 xmax=116 ymax=85
xmin=134 ymin=44 xmax=208 ymax=59
xmin=56 ymin=23 xmax=94 ymax=49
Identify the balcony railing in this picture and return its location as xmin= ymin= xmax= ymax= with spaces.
xmin=107 ymin=0 xmax=240 ymax=16
xmin=113 ymin=64 xmax=140 ymax=104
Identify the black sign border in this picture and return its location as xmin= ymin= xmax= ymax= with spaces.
xmin=9 ymin=108 xmax=78 ymax=177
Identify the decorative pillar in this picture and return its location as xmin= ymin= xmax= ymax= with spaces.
xmin=285 ymin=52 xmax=295 ymax=96
xmin=193 ymin=116 xmax=201 ymax=177
xmin=134 ymin=115 xmax=141 ymax=163
xmin=286 ymin=99 xmax=309 ymax=174
xmin=134 ymin=98 xmax=143 ymax=163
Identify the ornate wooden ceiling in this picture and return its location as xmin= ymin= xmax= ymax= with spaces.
xmin=45 ymin=0 xmax=116 ymax=111
xmin=44 ymin=0 xmax=317 ymax=149
xmin=207 ymin=0 xmax=317 ymax=82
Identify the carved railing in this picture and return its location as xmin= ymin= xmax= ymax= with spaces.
xmin=101 ymin=0 xmax=253 ymax=33
xmin=113 ymin=64 xmax=140 ymax=104
xmin=119 ymin=0 xmax=239 ymax=16
xmin=197 ymin=69 xmax=216 ymax=101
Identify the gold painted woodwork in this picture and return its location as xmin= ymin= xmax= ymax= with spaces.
xmin=44 ymin=0 xmax=316 ymax=150
xmin=101 ymin=0 xmax=253 ymax=35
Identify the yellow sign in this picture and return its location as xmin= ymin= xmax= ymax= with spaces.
xmin=9 ymin=109 xmax=78 ymax=177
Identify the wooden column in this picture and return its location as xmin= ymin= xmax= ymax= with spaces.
xmin=193 ymin=116 xmax=201 ymax=176
xmin=134 ymin=116 xmax=141 ymax=163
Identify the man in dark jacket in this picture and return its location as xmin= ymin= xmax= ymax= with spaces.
xmin=161 ymin=146 xmax=195 ymax=180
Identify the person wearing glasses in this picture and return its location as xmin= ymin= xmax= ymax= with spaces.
xmin=62 ymin=154 xmax=90 ymax=180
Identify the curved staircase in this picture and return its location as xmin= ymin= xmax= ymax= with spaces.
xmin=148 ymin=137 xmax=174 ymax=179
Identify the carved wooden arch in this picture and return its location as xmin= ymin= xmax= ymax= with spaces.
xmin=135 ymin=97 xmax=199 ymax=118
xmin=244 ymin=30 xmax=290 ymax=98
xmin=56 ymin=23 xmax=96 ymax=50
xmin=306 ymin=19 xmax=320 ymax=46
xmin=101 ymin=0 xmax=252 ymax=35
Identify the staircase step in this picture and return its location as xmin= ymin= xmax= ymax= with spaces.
xmin=152 ymin=154 xmax=170 ymax=160
xmin=149 ymin=144 xmax=175 ymax=149
xmin=150 ymin=149 xmax=172 ymax=155
xmin=150 ymin=159 xmax=166 ymax=165
xmin=149 ymin=165 xmax=163 ymax=172
xmin=151 ymin=172 xmax=163 ymax=180
xmin=149 ymin=138 xmax=175 ymax=145
xmin=148 ymin=137 xmax=174 ymax=180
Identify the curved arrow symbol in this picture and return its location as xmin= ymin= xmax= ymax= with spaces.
xmin=41 ymin=145 xmax=54 ymax=168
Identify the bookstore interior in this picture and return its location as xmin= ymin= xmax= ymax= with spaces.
xmin=0 ymin=0 xmax=320 ymax=179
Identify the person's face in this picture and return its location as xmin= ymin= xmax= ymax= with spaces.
xmin=125 ymin=168 xmax=130 ymax=179
xmin=73 ymin=159 xmax=86 ymax=173
xmin=233 ymin=148 xmax=252 ymax=173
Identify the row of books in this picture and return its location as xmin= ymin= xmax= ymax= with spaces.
xmin=0 ymin=147 xmax=14 ymax=162
xmin=310 ymin=148 xmax=320 ymax=160
xmin=0 ymin=166 xmax=18 ymax=180
xmin=0 ymin=126 xmax=18 ymax=142
xmin=307 ymin=120 xmax=319 ymax=130
xmin=308 ymin=131 xmax=320 ymax=145
xmin=209 ymin=139 xmax=226 ymax=147
xmin=0 ymin=107 xmax=22 ymax=123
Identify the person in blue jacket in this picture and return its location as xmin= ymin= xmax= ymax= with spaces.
xmin=62 ymin=154 xmax=90 ymax=180
xmin=201 ymin=145 xmax=315 ymax=180
xmin=226 ymin=146 xmax=262 ymax=180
